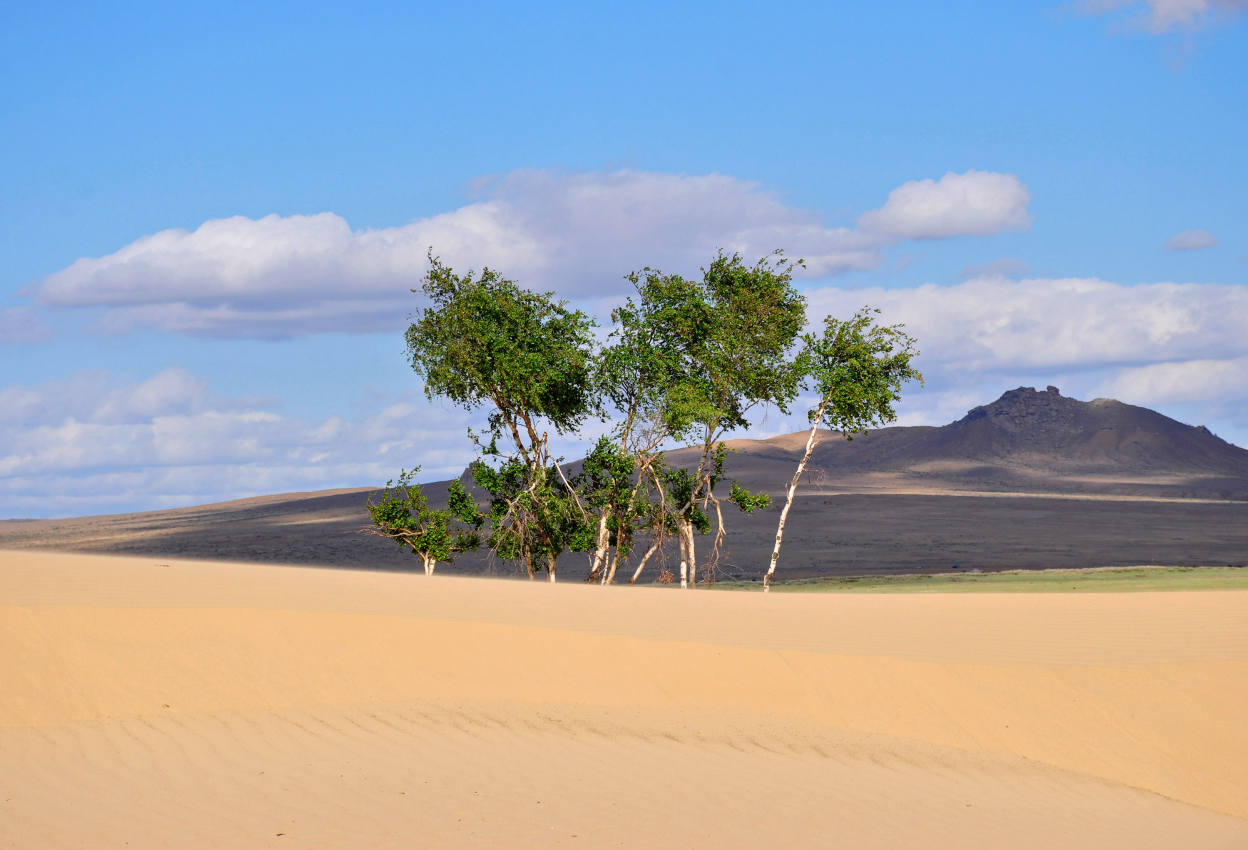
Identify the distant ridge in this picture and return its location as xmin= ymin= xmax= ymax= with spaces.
xmin=2 ymin=386 xmax=1245 ymax=577
xmin=693 ymin=386 xmax=1248 ymax=504
xmin=801 ymin=385 xmax=1248 ymax=477
xmin=945 ymin=386 xmax=1245 ymax=471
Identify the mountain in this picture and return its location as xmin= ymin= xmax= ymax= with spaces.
xmin=834 ymin=385 xmax=1246 ymax=475
xmin=2 ymin=387 xmax=1246 ymax=578
xmin=688 ymin=386 xmax=1248 ymax=502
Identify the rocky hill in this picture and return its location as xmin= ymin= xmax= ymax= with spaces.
xmin=2 ymin=387 xmax=1246 ymax=577
xmin=858 ymin=386 xmax=1244 ymax=473
xmin=698 ymin=386 xmax=1248 ymax=501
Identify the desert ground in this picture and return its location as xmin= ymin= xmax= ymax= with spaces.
xmin=2 ymin=479 xmax=1244 ymax=582
xmin=5 ymin=390 xmax=1247 ymax=582
xmin=3 ymin=549 xmax=1246 ymax=849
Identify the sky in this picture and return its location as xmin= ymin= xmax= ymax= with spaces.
xmin=2 ymin=0 xmax=1246 ymax=517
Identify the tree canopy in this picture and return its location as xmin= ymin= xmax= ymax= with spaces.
xmin=372 ymin=251 xmax=920 ymax=590
xmin=763 ymin=307 xmax=922 ymax=590
xmin=405 ymin=253 xmax=597 ymax=452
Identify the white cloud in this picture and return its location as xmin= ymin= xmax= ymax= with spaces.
xmin=0 ymin=367 xmax=270 ymax=427
xmin=1095 ymin=357 xmax=1248 ymax=404
xmin=806 ymin=275 xmax=1248 ymax=373
xmin=485 ymin=170 xmax=883 ymax=279
xmin=28 ymin=171 xmax=883 ymax=338
xmin=1078 ymin=0 xmax=1248 ymax=32
xmin=857 ymin=170 xmax=1032 ymax=240
xmin=802 ymin=274 xmax=1248 ymax=447
xmin=0 ymin=307 xmax=53 ymax=344
xmin=0 ymin=368 xmax=605 ymax=517
xmin=1165 ymin=228 xmax=1219 ymax=251
xmin=7 ymin=267 xmax=1248 ymax=517
xmin=26 ymin=168 xmax=1032 ymax=339
xmin=0 ymin=374 xmax=468 ymax=478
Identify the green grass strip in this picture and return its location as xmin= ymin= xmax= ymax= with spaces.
xmin=716 ymin=566 xmax=1248 ymax=593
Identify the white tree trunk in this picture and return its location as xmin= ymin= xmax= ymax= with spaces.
xmin=630 ymin=536 xmax=663 ymax=584
xmin=763 ymin=400 xmax=828 ymax=592
xmin=604 ymin=547 xmax=620 ymax=585
xmin=588 ymin=510 xmax=609 ymax=582
xmin=547 ymin=552 xmax=558 ymax=583
xmin=686 ymin=521 xmax=697 ymax=588
xmin=678 ymin=520 xmax=690 ymax=589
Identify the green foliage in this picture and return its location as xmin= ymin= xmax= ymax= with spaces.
xmin=366 ymin=468 xmax=481 ymax=565
xmin=466 ymin=452 xmax=591 ymax=572
xmin=729 ymin=480 xmax=771 ymax=514
xmin=447 ymin=479 xmax=481 ymax=526
xmin=386 ymin=250 xmax=921 ymax=585
xmin=621 ymin=250 xmax=807 ymax=542
xmin=405 ymin=254 xmax=601 ymax=576
xmin=621 ymin=250 xmax=807 ymax=440
xmin=578 ymin=437 xmax=636 ymax=509
xmin=406 ymin=253 xmax=597 ymax=440
xmin=661 ymin=465 xmax=711 ymax=534
xmin=598 ymin=300 xmax=676 ymax=442
xmin=660 ymin=442 xmax=768 ymax=528
xmin=803 ymin=307 xmax=923 ymax=437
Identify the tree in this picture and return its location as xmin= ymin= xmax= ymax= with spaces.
xmin=623 ymin=250 xmax=807 ymax=587
xmin=365 ymin=469 xmax=481 ymax=575
xmin=575 ymin=436 xmax=638 ymax=584
xmin=587 ymin=296 xmax=684 ymax=584
xmin=405 ymin=254 xmax=597 ymax=581
xmin=763 ymin=308 xmax=922 ymax=591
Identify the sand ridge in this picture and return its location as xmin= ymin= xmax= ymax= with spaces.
xmin=2 ymin=550 xmax=1246 ymax=848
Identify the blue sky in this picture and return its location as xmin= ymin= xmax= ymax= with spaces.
xmin=2 ymin=0 xmax=1246 ymax=516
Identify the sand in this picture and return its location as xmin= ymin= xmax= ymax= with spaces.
xmin=2 ymin=550 xmax=1246 ymax=848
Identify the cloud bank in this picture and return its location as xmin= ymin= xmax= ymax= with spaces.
xmin=799 ymin=274 xmax=1248 ymax=441
xmin=27 ymin=169 xmax=1030 ymax=339
xmin=7 ymin=273 xmax=1248 ymax=516
xmin=807 ymin=276 xmax=1248 ymax=374
xmin=0 ymin=368 xmax=481 ymax=516
xmin=1078 ymin=0 xmax=1248 ymax=33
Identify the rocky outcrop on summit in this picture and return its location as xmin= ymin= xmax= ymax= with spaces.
xmin=738 ymin=386 xmax=1248 ymax=499
xmin=936 ymin=386 xmax=1248 ymax=473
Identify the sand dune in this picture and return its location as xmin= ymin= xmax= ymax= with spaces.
xmin=3 ymin=550 xmax=1246 ymax=848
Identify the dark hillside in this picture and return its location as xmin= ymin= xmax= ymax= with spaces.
xmin=3 ymin=387 xmax=1246 ymax=578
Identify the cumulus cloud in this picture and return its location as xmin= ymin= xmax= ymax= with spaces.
xmin=806 ymin=275 xmax=1248 ymax=373
xmin=28 ymin=171 xmax=882 ymax=338
xmin=7 ymin=266 xmax=1248 ymax=516
xmin=1096 ymin=357 xmax=1248 ymax=404
xmin=1077 ymin=0 xmax=1248 ymax=33
xmin=857 ymin=170 xmax=1032 ymax=240
xmin=0 ymin=370 xmax=465 ymax=470
xmin=0 ymin=368 xmax=605 ymax=517
xmin=1165 ymin=228 xmax=1219 ymax=251
xmin=27 ymin=168 xmax=1031 ymax=339
xmin=0 ymin=367 xmax=273 ymax=427
xmin=798 ymin=273 xmax=1248 ymax=446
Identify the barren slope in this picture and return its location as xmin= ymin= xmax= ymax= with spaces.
xmin=2 ymin=388 xmax=1246 ymax=580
